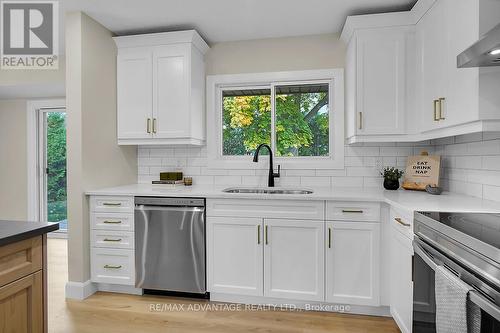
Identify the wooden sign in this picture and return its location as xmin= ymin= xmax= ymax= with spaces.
xmin=402 ymin=154 xmax=441 ymax=191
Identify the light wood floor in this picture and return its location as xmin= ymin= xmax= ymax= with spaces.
xmin=47 ymin=239 xmax=400 ymax=333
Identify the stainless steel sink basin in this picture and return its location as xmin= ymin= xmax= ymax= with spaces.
xmin=222 ymin=187 xmax=314 ymax=195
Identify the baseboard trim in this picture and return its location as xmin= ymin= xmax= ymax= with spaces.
xmin=210 ymin=293 xmax=392 ymax=317
xmin=65 ymin=280 xmax=97 ymax=300
xmin=97 ymin=283 xmax=143 ymax=295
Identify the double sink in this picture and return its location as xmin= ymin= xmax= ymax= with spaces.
xmin=223 ymin=187 xmax=314 ymax=195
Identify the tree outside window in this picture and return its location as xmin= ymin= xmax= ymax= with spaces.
xmin=222 ymin=83 xmax=330 ymax=157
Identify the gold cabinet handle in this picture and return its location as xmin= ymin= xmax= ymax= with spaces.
xmin=103 ymin=220 xmax=122 ymax=224
xmin=147 ymin=118 xmax=152 ymax=133
xmin=358 ymin=112 xmax=363 ymax=130
xmin=433 ymin=100 xmax=440 ymax=121
xmin=328 ymin=227 xmax=332 ymax=249
xmin=104 ymin=264 xmax=122 ymax=269
xmin=265 ymin=225 xmax=268 ymax=245
xmin=152 ymin=118 xmax=157 ymax=134
xmin=342 ymin=209 xmax=364 ymax=213
xmin=395 ymin=217 xmax=410 ymax=227
xmin=439 ymin=98 xmax=445 ymax=120
xmin=103 ymin=202 xmax=122 ymax=207
xmin=257 ymin=225 xmax=261 ymax=245
xmin=103 ymin=238 xmax=122 ymax=242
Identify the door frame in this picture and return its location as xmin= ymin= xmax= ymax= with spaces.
xmin=27 ymin=99 xmax=66 ymax=223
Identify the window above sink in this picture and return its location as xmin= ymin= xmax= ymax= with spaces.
xmin=207 ymin=69 xmax=345 ymax=170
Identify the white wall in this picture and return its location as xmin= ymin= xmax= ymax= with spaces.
xmin=206 ymin=33 xmax=345 ymax=75
xmin=66 ymin=12 xmax=137 ymax=285
xmin=0 ymin=99 xmax=28 ymax=220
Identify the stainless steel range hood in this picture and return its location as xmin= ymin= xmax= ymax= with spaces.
xmin=457 ymin=23 xmax=500 ymax=68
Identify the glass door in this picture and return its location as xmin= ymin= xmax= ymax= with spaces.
xmin=39 ymin=109 xmax=67 ymax=233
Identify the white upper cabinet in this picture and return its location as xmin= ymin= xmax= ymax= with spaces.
xmin=343 ymin=0 xmax=500 ymax=143
xmin=114 ymin=30 xmax=209 ymax=145
xmin=345 ymin=27 xmax=410 ymax=141
xmin=116 ymin=49 xmax=153 ymax=140
xmin=416 ymin=0 xmax=447 ymax=132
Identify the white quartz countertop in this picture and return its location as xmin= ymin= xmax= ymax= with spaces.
xmin=86 ymin=184 xmax=500 ymax=213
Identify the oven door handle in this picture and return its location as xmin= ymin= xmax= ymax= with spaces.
xmin=413 ymin=240 xmax=439 ymax=270
xmin=413 ymin=240 xmax=500 ymax=322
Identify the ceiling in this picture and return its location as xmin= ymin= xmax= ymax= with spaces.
xmin=59 ymin=0 xmax=417 ymax=49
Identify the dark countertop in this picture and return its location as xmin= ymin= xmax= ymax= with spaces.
xmin=0 ymin=220 xmax=59 ymax=247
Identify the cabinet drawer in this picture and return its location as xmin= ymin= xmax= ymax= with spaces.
xmin=326 ymin=202 xmax=380 ymax=222
xmin=207 ymin=199 xmax=324 ymax=220
xmin=91 ymin=248 xmax=135 ymax=285
xmin=91 ymin=213 xmax=134 ymax=231
xmin=90 ymin=196 xmax=134 ymax=213
xmin=0 ymin=236 xmax=42 ymax=287
xmin=390 ymin=206 xmax=413 ymax=239
xmin=91 ymin=230 xmax=134 ymax=249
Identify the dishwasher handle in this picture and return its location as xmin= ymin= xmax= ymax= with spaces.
xmin=135 ymin=205 xmax=205 ymax=213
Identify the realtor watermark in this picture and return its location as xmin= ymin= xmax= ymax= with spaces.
xmin=0 ymin=0 xmax=58 ymax=69
xmin=148 ymin=303 xmax=351 ymax=313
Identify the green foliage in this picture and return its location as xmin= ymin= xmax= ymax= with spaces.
xmin=223 ymin=95 xmax=271 ymax=155
xmin=46 ymin=112 xmax=67 ymax=223
xmin=222 ymin=90 xmax=329 ymax=157
xmin=380 ymin=167 xmax=404 ymax=181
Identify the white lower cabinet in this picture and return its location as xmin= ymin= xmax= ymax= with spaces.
xmin=326 ymin=221 xmax=380 ymax=306
xmin=390 ymin=225 xmax=414 ymax=333
xmin=207 ymin=217 xmax=324 ymax=301
xmin=207 ymin=217 xmax=263 ymax=296
xmin=263 ymin=219 xmax=324 ymax=301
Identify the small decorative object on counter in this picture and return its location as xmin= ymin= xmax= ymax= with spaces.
xmin=152 ymin=180 xmax=184 ymax=185
xmin=402 ymin=151 xmax=441 ymax=191
xmin=160 ymin=171 xmax=183 ymax=181
xmin=381 ymin=167 xmax=404 ymax=190
xmin=425 ymin=184 xmax=443 ymax=195
xmin=184 ymin=177 xmax=193 ymax=186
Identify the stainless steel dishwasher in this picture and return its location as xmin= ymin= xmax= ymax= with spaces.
xmin=134 ymin=197 xmax=206 ymax=295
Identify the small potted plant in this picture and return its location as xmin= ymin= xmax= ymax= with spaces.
xmin=380 ymin=167 xmax=404 ymax=190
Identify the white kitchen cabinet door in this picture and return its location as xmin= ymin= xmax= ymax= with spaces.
xmin=326 ymin=221 xmax=380 ymax=306
xmin=153 ymin=45 xmax=190 ymax=139
xmin=117 ymin=48 xmax=153 ymax=140
xmin=263 ymin=219 xmax=324 ymax=301
xmin=390 ymin=226 xmax=414 ymax=333
xmin=443 ymin=0 xmax=479 ymax=127
xmin=354 ymin=28 xmax=407 ymax=135
xmin=416 ymin=0 xmax=447 ymax=132
xmin=207 ymin=217 xmax=263 ymax=296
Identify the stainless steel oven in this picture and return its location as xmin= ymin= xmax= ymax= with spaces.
xmin=413 ymin=212 xmax=500 ymax=332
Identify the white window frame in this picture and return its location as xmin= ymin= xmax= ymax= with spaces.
xmin=206 ymin=69 xmax=344 ymax=170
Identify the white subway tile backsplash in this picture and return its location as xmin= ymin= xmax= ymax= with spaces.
xmin=315 ymin=169 xmax=346 ymax=177
xmin=467 ymin=140 xmax=500 ymax=156
xmin=345 ymin=156 xmax=364 ymax=167
xmin=214 ymin=175 xmax=242 ymax=185
xmin=136 ymin=131 xmax=500 ymax=203
xmin=331 ymin=176 xmax=363 ymax=187
xmin=483 ymin=185 xmax=500 ymax=202
xmin=380 ymin=147 xmax=413 ymax=157
xmin=300 ymin=176 xmax=331 ymax=187
xmin=482 ymin=156 xmax=500 ymax=171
